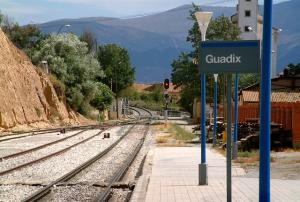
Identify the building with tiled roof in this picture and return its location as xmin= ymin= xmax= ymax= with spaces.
xmin=239 ymin=89 xmax=300 ymax=105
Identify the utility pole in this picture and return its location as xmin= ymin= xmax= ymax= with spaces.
xmin=115 ymin=62 xmax=121 ymax=119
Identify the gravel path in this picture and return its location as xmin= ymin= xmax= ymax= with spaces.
xmin=0 ymin=130 xmax=99 ymax=172
xmin=69 ymin=125 xmax=147 ymax=184
xmin=0 ymin=126 xmax=130 ymax=184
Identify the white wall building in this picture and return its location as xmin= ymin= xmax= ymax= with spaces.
xmin=231 ymin=0 xmax=280 ymax=78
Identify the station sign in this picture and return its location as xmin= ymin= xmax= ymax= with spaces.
xmin=199 ymin=40 xmax=260 ymax=73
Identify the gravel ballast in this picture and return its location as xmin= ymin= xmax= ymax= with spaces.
xmin=0 ymin=185 xmax=42 ymax=202
xmin=0 ymin=129 xmax=100 ymax=172
xmin=0 ymin=126 xmax=130 ymax=184
xmin=0 ymin=130 xmax=80 ymax=157
xmin=69 ymin=125 xmax=147 ymax=184
xmin=40 ymin=185 xmax=104 ymax=202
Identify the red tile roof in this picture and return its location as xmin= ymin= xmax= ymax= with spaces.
xmin=242 ymin=89 xmax=300 ymax=103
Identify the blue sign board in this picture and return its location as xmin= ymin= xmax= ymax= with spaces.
xmin=200 ymin=40 xmax=260 ymax=73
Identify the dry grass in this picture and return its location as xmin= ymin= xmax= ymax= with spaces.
xmin=153 ymin=123 xmax=196 ymax=147
xmin=280 ymin=148 xmax=300 ymax=152
xmin=156 ymin=136 xmax=169 ymax=144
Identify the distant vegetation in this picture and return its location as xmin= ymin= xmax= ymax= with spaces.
xmin=120 ymin=85 xmax=179 ymax=111
xmin=283 ymin=63 xmax=300 ymax=76
xmin=0 ymin=11 xmax=135 ymax=118
xmin=171 ymin=4 xmax=241 ymax=113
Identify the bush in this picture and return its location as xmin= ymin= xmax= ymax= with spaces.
xmin=49 ymin=74 xmax=65 ymax=100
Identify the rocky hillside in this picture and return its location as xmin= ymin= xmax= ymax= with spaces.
xmin=0 ymin=29 xmax=77 ymax=130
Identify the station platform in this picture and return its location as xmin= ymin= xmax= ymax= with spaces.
xmin=131 ymin=146 xmax=300 ymax=202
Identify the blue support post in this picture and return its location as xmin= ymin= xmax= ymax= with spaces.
xmin=226 ymin=74 xmax=232 ymax=202
xmin=199 ymin=73 xmax=207 ymax=185
xmin=260 ymin=0 xmax=273 ymax=201
xmin=213 ymin=79 xmax=218 ymax=147
xmin=201 ymin=73 xmax=206 ymax=164
xmin=233 ymin=74 xmax=239 ymax=159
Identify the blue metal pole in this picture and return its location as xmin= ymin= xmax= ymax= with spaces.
xmin=260 ymin=0 xmax=273 ymax=201
xmin=226 ymin=74 xmax=232 ymax=202
xmin=213 ymin=79 xmax=217 ymax=146
xmin=201 ymin=73 xmax=206 ymax=163
xmin=233 ymin=74 xmax=239 ymax=159
xmin=199 ymin=73 xmax=207 ymax=185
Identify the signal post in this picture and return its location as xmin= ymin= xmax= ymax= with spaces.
xmin=163 ymin=79 xmax=170 ymax=124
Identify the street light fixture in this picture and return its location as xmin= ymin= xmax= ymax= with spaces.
xmin=195 ymin=11 xmax=213 ymax=186
xmin=57 ymin=24 xmax=71 ymax=34
xmin=272 ymin=28 xmax=282 ymax=78
xmin=41 ymin=60 xmax=49 ymax=74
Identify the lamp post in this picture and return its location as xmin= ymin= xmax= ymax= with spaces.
xmin=57 ymin=24 xmax=71 ymax=34
xmin=115 ymin=61 xmax=121 ymax=119
xmin=213 ymin=74 xmax=218 ymax=147
xmin=195 ymin=11 xmax=213 ymax=186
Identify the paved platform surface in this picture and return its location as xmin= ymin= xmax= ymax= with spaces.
xmin=133 ymin=146 xmax=300 ymax=202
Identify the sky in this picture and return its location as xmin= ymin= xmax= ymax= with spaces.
xmin=0 ymin=0 xmax=291 ymax=25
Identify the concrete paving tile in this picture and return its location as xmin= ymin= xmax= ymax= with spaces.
xmin=142 ymin=146 xmax=300 ymax=202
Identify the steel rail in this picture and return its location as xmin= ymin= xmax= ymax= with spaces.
xmin=129 ymin=106 xmax=153 ymax=117
xmin=94 ymin=123 xmax=150 ymax=202
xmin=0 ymin=129 xmax=89 ymax=161
xmin=128 ymin=107 xmax=141 ymax=117
xmin=0 ymin=124 xmax=101 ymax=143
xmin=0 ymin=128 xmax=109 ymax=176
xmin=21 ymin=123 xmax=137 ymax=202
xmin=0 ymin=120 xmax=135 ymax=143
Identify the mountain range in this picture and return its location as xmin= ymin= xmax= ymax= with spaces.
xmin=38 ymin=0 xmax=300 ymax=83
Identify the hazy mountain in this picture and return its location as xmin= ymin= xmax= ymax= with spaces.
xmin=38 ymin=0 xmax=300 ymax=83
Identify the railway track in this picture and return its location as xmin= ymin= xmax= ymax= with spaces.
xmin=129 ymin=106 xmax=153 ymax=119
xmin=0 ymin=108 xmax=152 ymax=201
xmin=0 ymin=124 xmax=101 ymax=143
xmin=21 ymin=122 xmax=149 ymax=201
xmin=94 ymin=123 xmax=150 ymax=202
xmin=0 ymin=121 xmax=140 ymax=177
xmin=0 ymin=120 xmax=138 ymax=143
xmin=0 ymin=128 xmax=109 ymax=176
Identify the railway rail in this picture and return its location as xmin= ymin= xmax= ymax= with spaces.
xmin=0 ymin=129 xmax=108 ymax=176
xmin=0 ymin=124 xmax=101 ymax=143
xmin=21 ymin=122 xmax=148 ymax=202
xmin=0 ymin=107 xmax=152 ymax=201
xmin=94 ymin=123 xmax=150 ymax=202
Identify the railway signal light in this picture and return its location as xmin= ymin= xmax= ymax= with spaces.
xmin=164 ymin=94 xmax=169 ymax=100
xmin=164 ymin=79 xmax=169 ymax=89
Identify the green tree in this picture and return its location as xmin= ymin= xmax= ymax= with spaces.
xmin=171 ymin=4 xmax=240 ymax=113
xmin=283 ymin=63 xmax=300 ymax=76
xmin=97 ymin=44 xmax=135 ymax=95
xmin=32 ymin=33 xmax=113 ymax=115
xmin=91 ymin=83 xmax=114 ymax=111
xmin=239 ymin=74 xmax=260 ymax=89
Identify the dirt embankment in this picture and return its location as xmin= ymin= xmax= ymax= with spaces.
xmin=0 ymin=29 xmax=78 ymax=131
